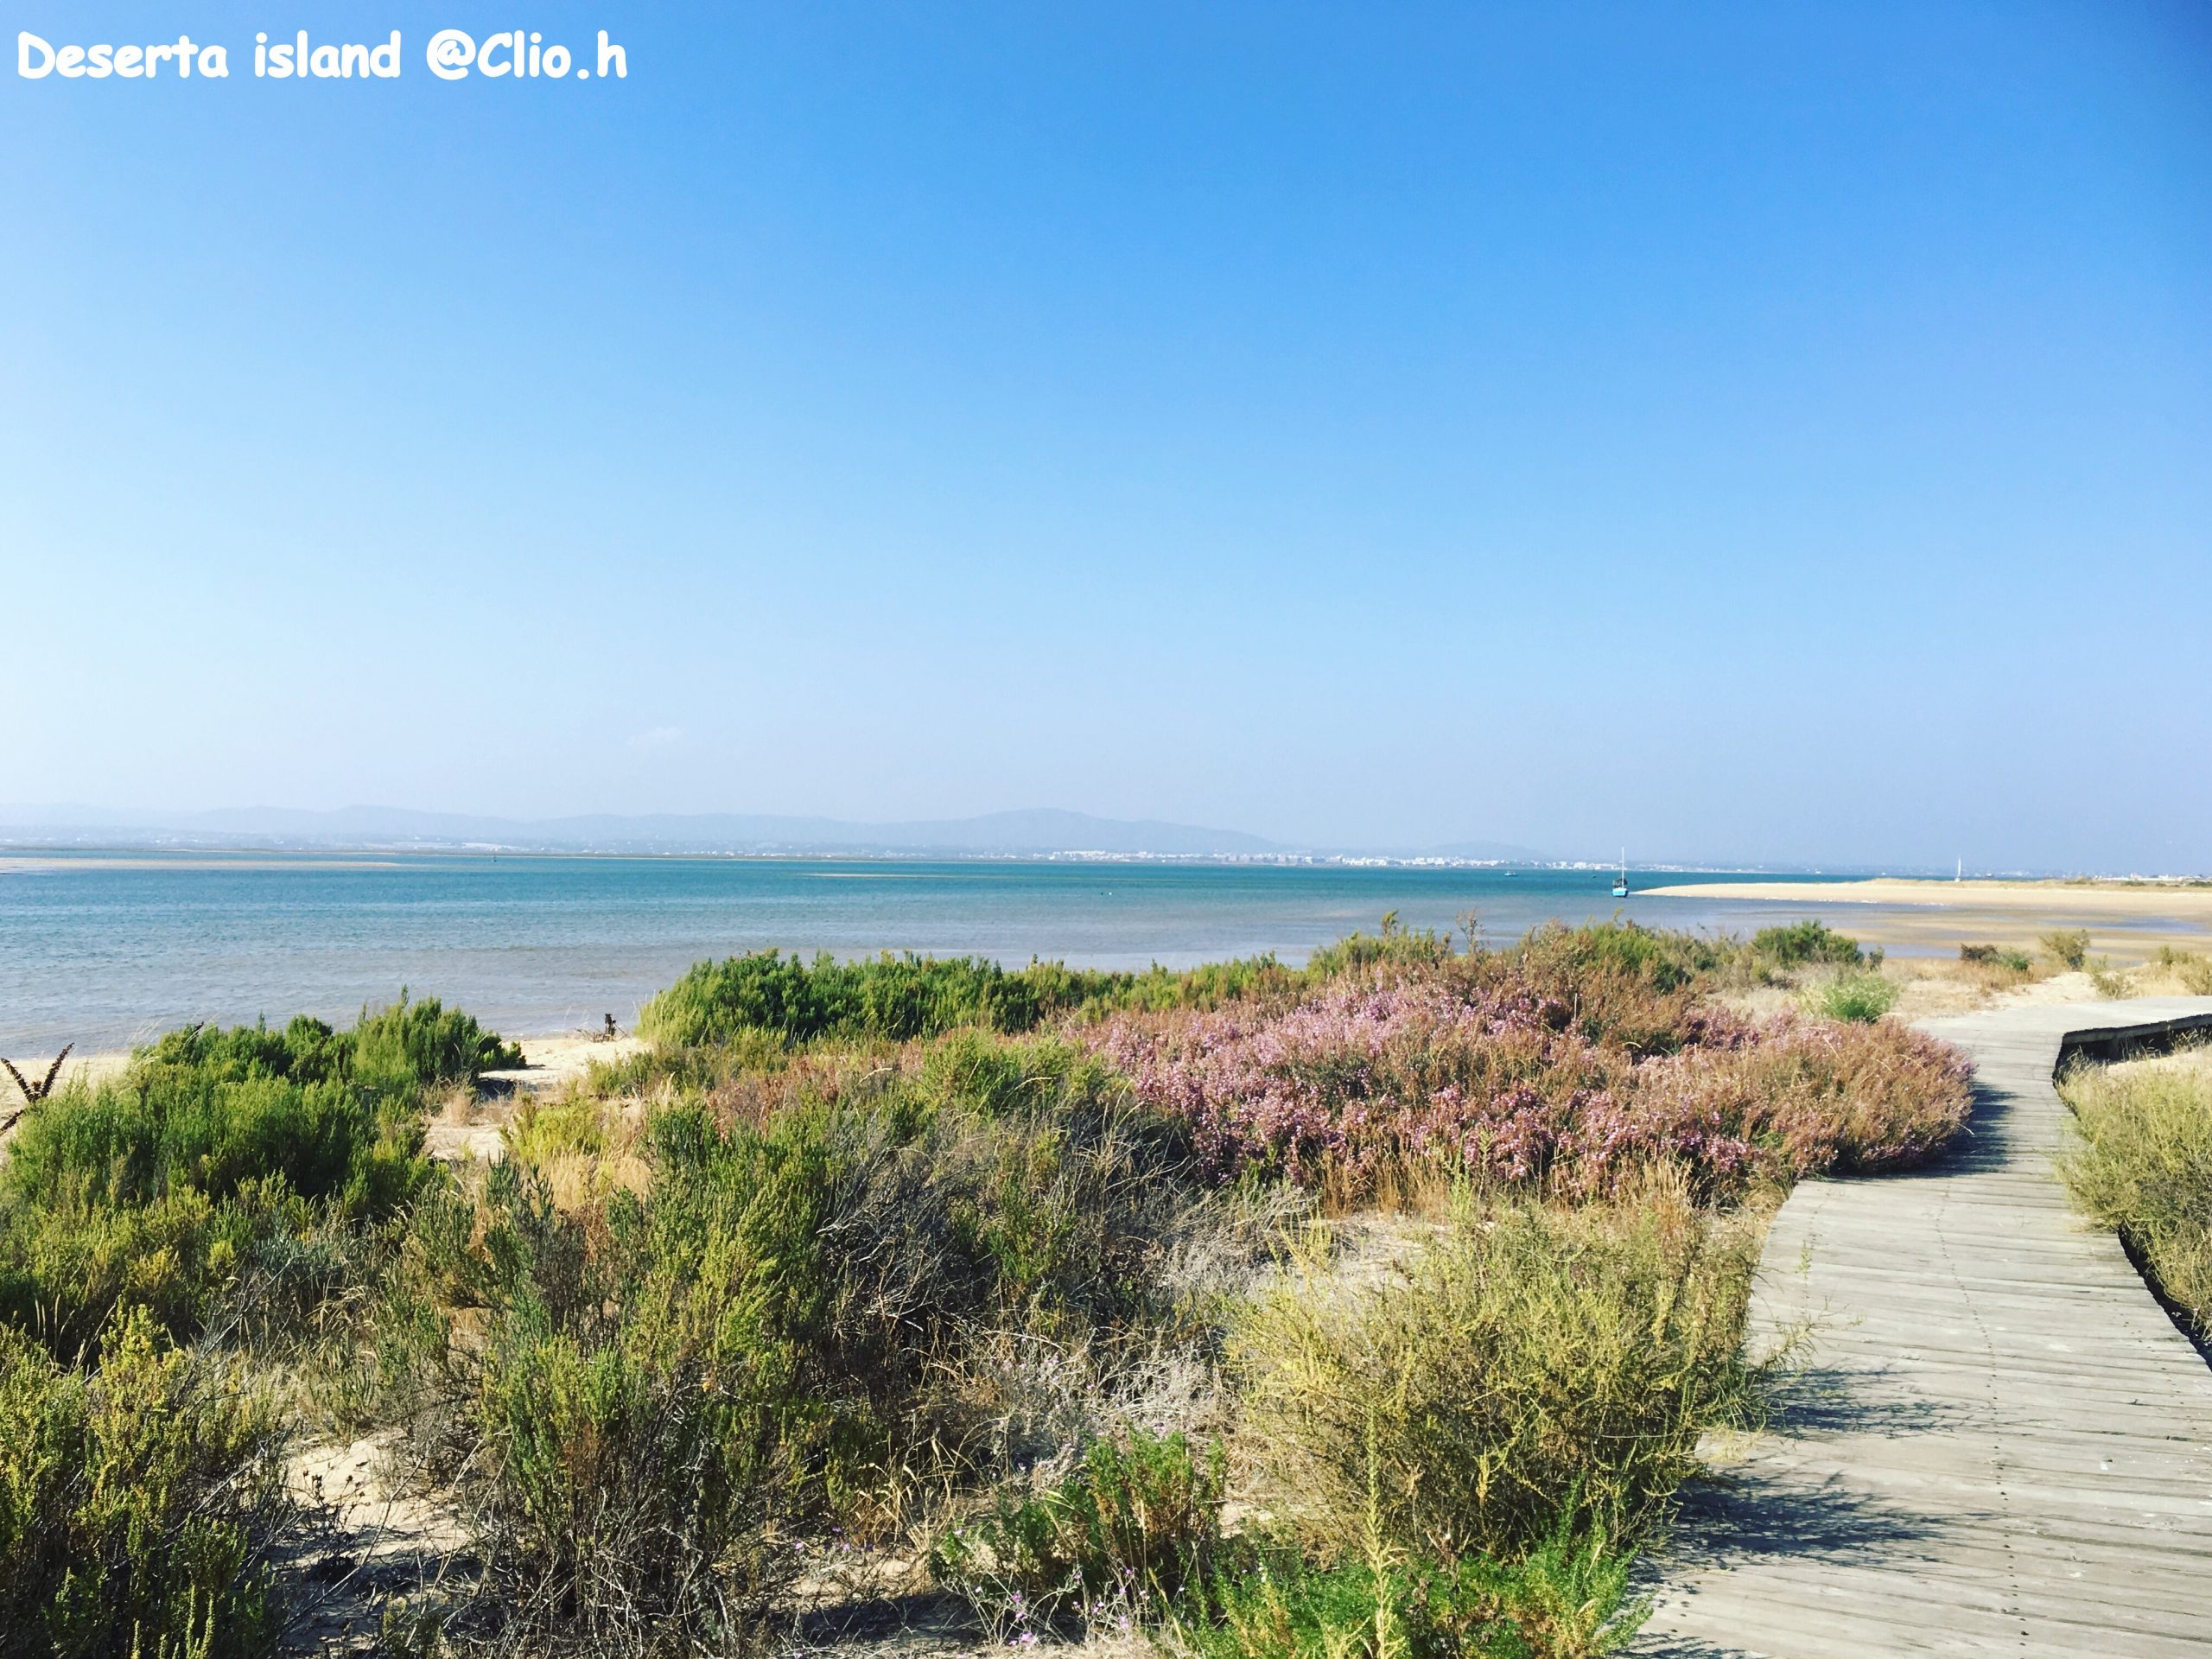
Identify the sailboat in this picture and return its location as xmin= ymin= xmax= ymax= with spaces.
xmin=1611 ymin=851 xmax=1629 ymax=898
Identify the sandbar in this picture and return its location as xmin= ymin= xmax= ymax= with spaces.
xmin=1642 ymin=878 xmax=2212 ymax=918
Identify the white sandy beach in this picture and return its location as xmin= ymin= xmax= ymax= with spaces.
xmin=1643 ymin=878 xmax=2212 ymax=916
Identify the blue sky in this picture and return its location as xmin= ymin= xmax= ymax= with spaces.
xmin=4 ymin=3 xmax=2208 ymax=868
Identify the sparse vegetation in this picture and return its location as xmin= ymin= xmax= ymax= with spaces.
xmin=1751 ymin=919 xmax=1872 ymax=972
xmin=1233 ymin=1176 xmax=1761 ymax=1562
xmin=2149 ymin=947 xmax=2212 ymax=996
xmin=0 ymin=926 xmax=1979 ymax=1659
xmin=1960 ymin=943 xmax=2033 ymax=974
xmin=2041 ymin=929 xmax=2092 ymax=971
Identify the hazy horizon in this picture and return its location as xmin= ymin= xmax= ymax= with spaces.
xmin=9 ymin=4 xmax=2209 ymax=873
xmin=0 ymin=798 xmax=2188 ymax=876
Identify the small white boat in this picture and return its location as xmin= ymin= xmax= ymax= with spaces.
xmin=1611 ymin=850 xmax=1629 ymax=898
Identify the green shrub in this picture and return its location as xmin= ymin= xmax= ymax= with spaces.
xmin=11 ymin=995 xmax=515 ymax=1219
xmin=1232 ymin=1183 xmax=1759 ymax=1564
xmin=0 ymin=1306 xmax=288 ymax=1659
xmin=932 ymin=1431 xmax=1225 ymax=1636
xmin=1804 ymin=972 xmax=1898 ymax=1024
xmin=0 ymin=999 xmax=512 ymax=1361
xmin=2058 ymin=1051 xmax=2212 ymax=1332
xmin=137 ymin=995 xmax=518 ymax=1095
xmin=1307 ymin=914 xmax=1456 ymax=980
xmin=1190 ymin=1514 xmax=1645 ymax=1659
xmin=350 ymin=993 xmax=523 ymax=1088
xmin=1959 ymin=944 xmax=2033 ymax=974
xmin=2040 ymin=929 xmax=2092 ymax=971
xmin=4 ymin=1071 xmax=418 ymax=1216
xmin=376 ymin=1046 xmax=1214 ymax=1645
xmin=1751 ymin=920 xmax=1869 ymax=971
xmin=0 ymin=1185 xmax=251 ymax=1358
xmin=636 ymin=950 xmax=1132 ymax=1048
xmin=1102 ymin=955 xmax=1308 ymax=1014
xmin=1514 ymin=920 xmax=1722 ymax=997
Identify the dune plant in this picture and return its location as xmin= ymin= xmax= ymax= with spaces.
xmin=1802 ymin=972 xmax=1899 ymax=1025
xmin=1751 ymin=920 xmax=1871 ymax=972
xmin=372 ymin=1033 xmax=1223 ymax=1647
xmin=1187 ymin=1503 xmax=1645 ymax=1659
xmin=0 ymin=998 xmax=517 ymax=1359
xmin=0 ymin=1306 xmax=289 ymax=1659
xmin=2040 ymin=929 xmax=2092 ymax=971
xmin=1096 ymin=953 xmax=1967 ymax=1201
xmin=2058 ymin=1048 xmax=2212 ymax=1332
xmin=635 ymin=950 xmax=1127 ymax=1047
xmin=932 ymin=1429 xmax=1227 ymax=1637
xmin=1306 ymin=912 xmax=1458 ymax=980
xmin=2151 ymin=947 xmax=2212 ymax=996
xmin=1231 ymin=1179 xmax=1762 ymax=1566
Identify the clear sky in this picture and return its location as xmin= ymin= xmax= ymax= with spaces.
xmin=4 ymin=3 xmax=2208 ymax=870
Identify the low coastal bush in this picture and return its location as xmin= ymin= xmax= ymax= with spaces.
xmin=373 ymin=1033 xmax=1224 ymax=1648
xmin=932 ymin=1429 xmax=1227 ymax=1637
xmin=1233 ymin=1180 xmax=1760 ymax=1564
xmin=2058 ymin=1048 xmax=2212 ymax=1332
xmin=635 ymin=949 xmax=1317 ymax=1051
xmin=0 ymin=1307 xmax=289 ymax=1659
xmin=1306 ymin=912 xmax=1459 ymax=981
xmin=1751 ymin=919 xmax=1872 ymax=971
xmin=1635 ymin=1015 xmax=1973 ymax=1179
xmin=1802 ymin=971 xmax=1899 ymax=1025
xmin=2151 ymin=947 xmax=2212 ymax=996
xmin=0 ymin=997 xmax=508 ymax=1358
xmin=1186 ymin=1519 xmax=1644 ymax=1659
xmin=2040 ymin=929 xmax=2092 ymax=971
xmin=1095 ymin=945 xmax=1969 ymax=1203
xmin=635 ymin=950 xmax=1128 ymax=1047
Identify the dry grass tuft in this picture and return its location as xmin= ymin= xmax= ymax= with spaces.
xmin=1231 ymin=1168 xmax=1765 ymax=1564
xmin=2059 ymin=1041 xmax=2212 ymax=1332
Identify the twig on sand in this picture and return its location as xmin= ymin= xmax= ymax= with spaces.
xmin=1 ymin=1042 xmax=73 ymax=1135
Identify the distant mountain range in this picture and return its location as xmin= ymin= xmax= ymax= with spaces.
xmin=0 ymin=803 xmax=1553 ymax=862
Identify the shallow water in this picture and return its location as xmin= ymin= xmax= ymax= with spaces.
xmin=0 ymin=853 xmax=1861 ymax=1052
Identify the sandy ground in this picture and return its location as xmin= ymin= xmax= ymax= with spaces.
xmin=1645 ymin=877 xmax=2212 ymax=916
xmin=421 ymin=1032 xmax=646 ymax=1161
xmin=1643 ymin=879 xmax=2212 ymax=964
xmin=1645 ymin=885 xmax=2212 ymax=925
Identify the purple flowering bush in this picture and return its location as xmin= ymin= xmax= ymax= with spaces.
xmin=1091 ymin=966 xmax=1970 ymax=1203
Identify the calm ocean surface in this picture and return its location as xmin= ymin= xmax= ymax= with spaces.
xmin=0 ymin=854 xmax=1854 ymax=1053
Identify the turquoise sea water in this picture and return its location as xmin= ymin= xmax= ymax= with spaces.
xmin=0 ymin=853 xmax=1851 ymax=1053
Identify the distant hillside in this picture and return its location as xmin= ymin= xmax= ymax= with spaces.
xmin=0 ymin=804 xmax=1285 ymax=858
xmin=1417 ymin=837 xmax=1551 ymax=863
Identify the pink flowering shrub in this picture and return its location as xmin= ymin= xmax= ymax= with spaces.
xmin=1634 ymin=1015 xmax=1974 ymax=1180
xmin=1090 ymin=969 xmax=1971 ymax=1203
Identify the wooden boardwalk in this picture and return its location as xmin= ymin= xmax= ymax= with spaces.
xmin=1636 ymin=997 xmax=2212 ymax=1658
